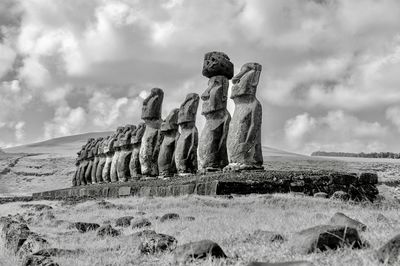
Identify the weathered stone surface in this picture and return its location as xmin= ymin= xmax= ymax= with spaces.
xmin=74 ymin=222 xmax=100 ymax=233
xmin=244 ymin=230 xmax=286 ymax=244
xmin=158 ymin=109 xmax=179 ymax=177
xmin=118 ymin=186 xmax=131 ymax=196
xmin=202 ymin=51 xmax=234 ymax=79
xmin=138 ymin=231 xmax=177 ymax=254
xmin=199 ymin=75 xmax=230 ymax=172
xmin=17 ymin=233 xmax=49 ymax=258
xmin=140 ymin=88 xmax=164 ymax=177
xmin=331 ymin=191 xmax=350 ymax=201
xmin=131 ymin=218 xmax=151 ymax=229
xmin=117 ymin=125 xmax=136 ymax=182
xmin=330 ymin=212 xmax=367 ymax=231
xmin=329 ymin=173 xmax=357 ymax=185
xmin=225 ymin=63 xmax=263 ymax=171
xmin=95 ymin=136 xmax=109 ymax=183
xmin=97 ymin=224 xmax=120 ymax=237
xmin=175 ymin=93 xmax=199 ymax=175
xmin=20 ymin=204 xmax=53 ymax=211
xmin=111 ymin=126 xmax=127 ymax=182
xmin=115 ymin=216 xmax=134 ymax=227
xmin=376 ymin=234 xmax=400 ymax=264
xmin=102 ymin=132 xmax=120 ymax=183
xmin=33 ymin=248 xmax=84 ymax=257
xmin=358 ymin=172 xmax=378 ymax=184
xmin=4 ymin=222 xmax=31 ymax=253
xmin=91 ymin=137 xmax=104 ymax=183
xmin=160 ymin=213 xmax=180 ymax=222
xmin=313 ymin=192 xmax=328 ymax=198
xmin=292 ymin=225 xmax=364 ymax=254
xmin=129 ymin=123 xmax=146 ymax=179
xmin=22 ymin=255 xmax=59 ymax=266
xmin=247 ymin=261 xmax=314 ymax=266
xmin=173 ymin=240 xmax=227 ymax=264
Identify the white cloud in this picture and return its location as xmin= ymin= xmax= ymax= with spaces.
xmin=0 ymin=43 xmax=16 ymax=78
xmin=284 ymin=113 xmax=316 ymax=148
xmin=386 ymin=106 xmax=400 ymax=132
xmin=44 ymin=105 xmax=87 ymax=139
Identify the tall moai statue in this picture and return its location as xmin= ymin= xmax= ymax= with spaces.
xmin=158 ymin=108 xmax=179 ymax=177
xmin=78 ymin=138 xmax=95 ymax=185
xmin=139 ymin=88 xmax=164 ymax=177
xmin=103 ymin=127 xmax=123 ymax=182
xmin=73 ymin=149 xmax=83 ymax=186
xmin=91 ymin=137 xmax=104 ymax=184
xmin=85 ymin=137 xmax=103 ymax=184
xmin=117 ymin=124 xmax=136 ymax=182
xmin=129 ymin=122 xmax=145 ymax=179
xmin=199 ymin=52 xmax=233 ymax=172
xmin=225 ymin=63 xmax=263 ymax=171
xmin=95 ymin=136 xmax=110 ymax=184
xmin=110 ymin=126 xmax=127 ymax=182
xmin=175 ymin=93 xmax=199 ymax=175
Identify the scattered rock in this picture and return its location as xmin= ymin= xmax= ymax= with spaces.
xmin=96 ymin=200 xmax=117 ymax=209
xmin=185 ymin=216 xmax=196 ymax=221
xmin=4 ymin=222 xmax=32 ymax=253
xmin=115 ymin=216 xmax=134 ymax=227
xmin=173 ymin=240 xmax=227 ymax=264
xmin=330 ymin=191 xmax=350 ymax=201
xmin=138 ymin=231 xmax=177 ymax=254
xmin=160 ymin=213 xmax=180 ymax=222
xmin=247 ymin=261 xmax=314 ymax=266
xmin=33 ymin=248 xmax=84 ymax=257
xmin=329 ymin=173 xmax=357 ymax=185
xmin=131 ymin=230 xmax=156 ymax=239
xmin=313 ymin=192 xmax=328 ymax=198
xmin=74 ymin=222 xmax=100 ymax=233
xmin=245 ymin=230 xmax=286 ymax=243
xmin=292 ymin=225 xmax=364 ymax=254
xmin=97 ymin=225 xmax=120 ymax=237
xmin=376 ymin=234 xmax=400 ymax=265
xmin=131 ymin=218 xmax=151 ymax=229
xmin=21 ymin=255 xmax=59 ymax=266
xmin=17 ymin=233 xmax=49 ymax=258
xmin=329 ymin=212 xmax=367 ymax=231
xmin=20 ymin=204 xmax=53 ymax=211
xmin=358 ymin=172 xmax=378 ymax=184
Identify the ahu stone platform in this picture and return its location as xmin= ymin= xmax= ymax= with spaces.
xmin=32 ymin=170 xmax=379 ymax=202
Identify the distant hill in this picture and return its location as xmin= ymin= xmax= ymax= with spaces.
xmin=311 ymin=151 xmax=400 ymax=159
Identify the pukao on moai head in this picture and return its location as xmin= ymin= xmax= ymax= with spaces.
xmin=158 ymin=108 xmax=179 ymax=177
xmin=129 ymin=122 xmax=146 ymax=179
xmin=139 ymin=88 xmax=164 ymax=177
xmin=202 ymin=51 xmax=234 ymax=79
xmin=175 ymin=93 xmax=199 ymax=175
xmin=117 ymin=124 xmax=136 ymax=182
xmin=225 ymin=62 xmax=263 ymax=171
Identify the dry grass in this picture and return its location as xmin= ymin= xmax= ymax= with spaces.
xmin=1 ymin=193 xmax=399 ymax=265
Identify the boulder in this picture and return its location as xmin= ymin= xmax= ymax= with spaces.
xmin=330 ymin=191 xmax=350 ymax=201
xmin=97 ymin=225 xmax=120 ymax=237
xmin=115 ymin=216 xmax=134 ymax=227
xmin=247 ymin=261 xmax=314 ymax=266
xmin=160 ymin=213 xmax=180 ymax=222
xmin=21 ymin=255 xmax=59 ymax=266
xmin=138 ymin=231 xmax=177 ymax=254
xmin=329 ymin=173 xmax=357 ymax=185
xmin=330 ymin=212 xmax=367 ymax=231
xmin=292 ymin=225 xmax=364 ymax=254
xmin=173 ymin=240 xmax=227 ymax=264
xmin=20 ymin=204 xmax=53 ymax=211
xmin=313 ymin=192 xmax=328 ymax=198
xmin=17 ymin=233 xmax=49 ymax=258
xmin=358 ymin=172 xmax=378 ymax=184
xmin=244 ymin=230 xmax=286 ymax=243
xmin=131 ymin=218 xmax=151 ymax=229
xmin=74 ymin=222 xmax=100 ymax=233
xmin=33 ymin=248 xmax=84 ymax=257
xmin=4 ymin=222 xmax=32 ymax=253
xmin=376 ymin=234 xmax=400 ymax=265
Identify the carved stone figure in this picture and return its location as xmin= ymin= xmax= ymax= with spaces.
xmin=202 ymin=51 xmax=234 ymax=79
xmin=78 ymin=138 xmax=95 ymax=185
xmin=175 ymin=93 xmax=199 ymax=175
xmin=129 ymin=122 xmax=146 ymax=179
xmin=139 ymin=88 xmax=164 ymax=177
xmin=158 ymin=109 xmax=179 ymax=177
xmin=225 ymin=63 xmax=263 ymax=171
xmin=117 ymin=125 xmax=136 ymax=182
xmin=199 ymin=75 xmax=231 ymax=172
xmin=73 ymin=150 xmax=82 ymax=186
xmin=91 ymin=137 xmax=103 ymax=184
xmin=85 ymin=138 xmax=103 ymax=184
xmin=95 ymin=136 xmax=109 ymax=183
xmin=110 ymin=127 xmax=127 ymax=182
xmin=104 ymin=127 xmax=122 ymax=182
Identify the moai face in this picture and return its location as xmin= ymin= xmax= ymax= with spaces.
xmin=202 ymin=51 xmax=234 ymax=79
xmin=161 ymin=108 xmax=179 ymax=132
xmin=141 ymin=88 xmax=164 ymax=120
xmin=231 ymin=63 xmax=262 ymax=99
xmin=120 ymin=125 xmax=136 ymax=146
xmin=201 ymin=76 xmax=229 ymax=115
xmin=131 ymin=122 xmax=146 ymax=144
xmin=178 ymin=93 xmax=200 ymax=124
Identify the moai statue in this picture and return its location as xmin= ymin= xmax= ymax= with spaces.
xmin=117 ymin=124 xmax=136 ymax=182
xmin=91 ymin=137 xmax=104 ymax=184
xmin=199 ymin=52 xmax=233 ymax=172
xmin=139 ymin=88 xmax=164 ymax=177
xmin=158 ymin=109 xmax=180 ymax=177
xmin=175 ymin=93 xmax=199 ymax=175
xmin=95 ymin=136 xmax=110 ymax=183
xmin=73 ymin=149 xmax=82 ymax=186
xmin=102 ymin=129 xmax=122 ymax=183
xmin=85 ymin=138 xmax=103 ymax=184
xmin=110 ymin=126 xmax=126 ymax=182
xmin=78 ymin=138 xmax=95 ymax=186
xmin=225 ymin=63 xmax=263 ymax=171
xmin=129 ymin=122 xmax=146 ymax=179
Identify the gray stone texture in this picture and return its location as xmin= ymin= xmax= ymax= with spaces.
xmin=102 ymin=132 xmax=119 ymax=183
xmin=158 ymin=109 xmax=179 ymax=177
xmin=117 ymin=125 xmax=136 ymax=182
xmin=129 ymin=123 xmax=146 ymax=179
xmin=91 ymin=137 xmax=104 ymax=184
xmin=110 ymin=127 xmax=125 ymax=182
xmin=95 ymin=136 xmax=109 ymax=183
xmin=225 ymin=63 xmax=263 ymax=171
xmin=202 ymin=51 xmax=234 ymax=79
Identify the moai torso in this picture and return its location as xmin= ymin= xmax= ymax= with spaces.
xmin=158 ymin=109 xmax=179 ymax=177
xmin=117 ymin=125 xmax=136 ymax=181
xmin=139 ymin=88 xmax=164 ymax=177
xmin=110 ymin=127 xmax=125 ymax=182
xmin=130 ymin=122 xmax=145 ymax=178
xmin=175 ymin=93 xmax=199 ymax=175
xmin=226 ymin=63 xmax=263 ymax=170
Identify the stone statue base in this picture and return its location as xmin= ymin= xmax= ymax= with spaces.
xmin=223 ymin=163 xmax=264 ymax=172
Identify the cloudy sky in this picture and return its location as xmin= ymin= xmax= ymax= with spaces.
xmin=1 ymin=0 xmax=400 ymax=155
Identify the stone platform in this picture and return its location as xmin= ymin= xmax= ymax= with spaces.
xmin=32 ymin=170 xmax=379 ymax=201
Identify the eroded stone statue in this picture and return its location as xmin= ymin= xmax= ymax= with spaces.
xmin=78 ymin=138 xmax=95 ymax=185
xmin=117 ymin=124 xmax=136 ymax=182
xmin=225 ymin=63 xmax=263 ymax=171
xmin=129 ymin=122 xmax=145 ymax=179
xmin=91 ymin=137 xmax=104 ymax=184
xmin=175 ymin=93 xmax=199 ymax=175
xmin=102 ymin=131 xmax=118 ymax=182
xmin=95 ymin=136 xmax=109 ymax=183
xmin=111 ymin=126 xmax=129 ymax=182
xmin=158 ymin=108 xmax=179 ymax=177
xmin=139 ymin=88 xmax=164 ymax=177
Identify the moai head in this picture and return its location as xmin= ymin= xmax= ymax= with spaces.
xmin=178 ymin=93 xmax=199 ymax=125
xmin=141 ymin=88 xmax=164 ymax=120
xmin=131 ymin=122 xmax=146 ymax=145
xmin=120 ymin=124 xmax=136 ymax=146
xmin=161 ymin=108 xmax=179 ymax=132
xmin=100 ymin=136 xmax=110 ymax=154
xmin=201 ymin=76 xmax=229 ymax=115
xmin=231 ymin=63 xmax=262 ymax=99
xmin=202 ymin=51 xmax=234 ymax=79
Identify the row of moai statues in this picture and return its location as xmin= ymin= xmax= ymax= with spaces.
xmin=72 ymin=51 xmax=263 ymax=186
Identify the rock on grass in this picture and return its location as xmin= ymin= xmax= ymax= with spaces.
xmin=173 ymin=240 xmax=227 ymax=264
xmin=21 ymin=255 xmax=59 ymax=266
xmin=33 ymin=248 xmax=84 ymax=257
xmin=17 ymin=233 xmax=49 ymax=258
xmin=160 ymin=213 xmax=180 ymax=222
xmin=4 ymin=222 xmax=32 ymax=253
xmin=97 ymin=225 xmax=120 ymax=237
xmin=247 ymin=261 xmax=314 ymax=266
xmin=330 ymin=191 xmax=350 ymax=201
xmin=131 ymin=218 xmax=151 ymax=229
xmin=138 ymin=231 xmax=177 ymax=254
xmin=74 ymin=222 xmax=100 ymax=233
xmin=115 ymin=216 xmax=134 ymax=227
xmin=376 ymin=234 xmax=400 ymax=265
xmin=329 ymin=212 xmax=367 ymax=231
xmin=20 ymin=204 xmax=53 ymax=211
